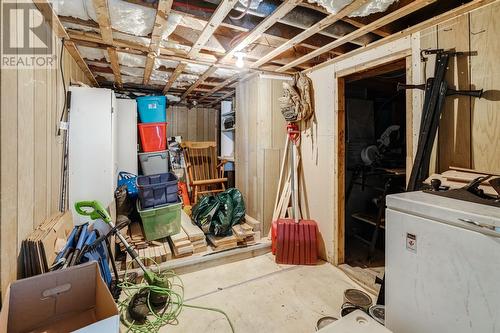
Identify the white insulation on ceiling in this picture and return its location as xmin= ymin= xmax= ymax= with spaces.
xmin=307 ymin=0 xmax=397 ymax=17
xmin=150 ymin=70 xmax=170 ymax=83
xmin=214 ymin=67 xmax=238 ymax=78
xmin=77 ymin=45 xmax=106 ymax=60
xmin=237 ymin=0 xmax=265 ymax=10
xmin=120 ymin=66 xmax=144 ymax=77
xmin=113 ymin=52 xmax=146 ymax=67
xmin=52 ymin=0 xmax=181 ymax=38
xmin=155 ymin=58 xmax=179 ymax=70
xmin=185 ymin=63 xmax=210 ymax=75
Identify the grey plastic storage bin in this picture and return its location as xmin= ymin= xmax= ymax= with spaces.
xmin=138 ymin=150 xmax=169 ymax=175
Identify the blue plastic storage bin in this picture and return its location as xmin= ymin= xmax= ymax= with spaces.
xmin=137 ymin=96 xmax=167 ymax=123
xmin=136 ymin=172 xmax=179 ymax=209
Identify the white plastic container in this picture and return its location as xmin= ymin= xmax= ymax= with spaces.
xmin=317 ymin=310 xmax=391 ymax=333
xmin=138 ymin=150 xmax=169 ymax=175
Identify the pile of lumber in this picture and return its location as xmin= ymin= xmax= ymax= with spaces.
xmin=244 ymin=215 xmax=261 ymax=241
xmin=232 ymin=223 xmax=256 ymax=246
xmin=180 ymin=210 xmax=207 ymax=254
xmin=20 ymin=212 xmax=73 ymax=278
xmin=126 ymin=241 xmax=172 ymax=269
xmin=207 ymin=234 xmax=238 ymax=251
xmin=168 ymin=229 xmax=194 ymax=258
xmin=425 ymin=167 xmax=499 ymax=196
xmin=120 ymin=221 xmax=172 ymax=269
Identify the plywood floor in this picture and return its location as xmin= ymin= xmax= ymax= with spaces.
xmin=161 ymin=253 xmax=371 ymax=333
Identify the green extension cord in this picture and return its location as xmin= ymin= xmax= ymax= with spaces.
xmin=118 ymin=259 xmax=235 ymax=333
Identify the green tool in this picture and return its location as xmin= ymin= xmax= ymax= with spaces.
xmin=75 ymin=201 xmax=170 ymax=320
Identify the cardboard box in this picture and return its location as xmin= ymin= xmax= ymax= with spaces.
xmin=0 ymin=262 xmax=119 ymax=333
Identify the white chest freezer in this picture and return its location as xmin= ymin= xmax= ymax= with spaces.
xmin=385 ymin=191 xmax=500 ymax=333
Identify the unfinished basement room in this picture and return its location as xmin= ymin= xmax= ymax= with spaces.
xmin=0 ymin=0 xmax=499 ymax=332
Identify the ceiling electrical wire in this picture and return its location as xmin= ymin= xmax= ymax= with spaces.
xmin=229 ymin=0 xmax=252 ymax=20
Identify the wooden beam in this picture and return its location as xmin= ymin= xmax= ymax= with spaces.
xmin=66 ymin=30 xmax=242 ymax=70
xmin=197 ymin=72 xmax=243 ymax=102
xmin=144 ymin=0 xmax=174 ymax=85
xmin=163 ymin=62 xmax=187 ymax=94
xmin=107 ymin=47 xmax=122 ymax=88
xmin=64 ymin=41 xmax=99 ymax=86
xmin=305 ymin=0 xmax=496 ymax=73
xmin=219 ymin=0 xmax=302 ymax=63
xmin=33 ymin=0 xmax=69 ymax=38
xmin=250 ymin=0 xmax=369 ymax=69
xmin=342 ymin=17 xmax=391 ymax=38
xmin=204 ymin=89 xmax=235 ymax=107
xmin=187 ymin=0 xmax=239 ymax=59
xmin=32 ymin=0 xmax=98 ymax=86
xmin=91 ymin=0 xmax=113 ymax=44
xmin=180 ymin=66 xmax=218 ymax=100
xmin=278 ymin=0 xmax=436 ymax=72
xmin=296 ymin=2 xmax=392 ymax=38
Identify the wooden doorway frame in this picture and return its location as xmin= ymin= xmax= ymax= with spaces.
xmin=334 ymin=54 xmax=413 ymax=266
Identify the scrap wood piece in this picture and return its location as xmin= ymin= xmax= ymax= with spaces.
xmin=207 ymin=234 xmax=237 ymax=247
xmin=244 ymin=215 xmax=261 ymax=231
xmin=170 ymin=228 xmax=189 ymax=243
xmin=180 ymin=210 xmax=205 ymax=241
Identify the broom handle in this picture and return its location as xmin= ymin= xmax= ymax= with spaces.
xmin=291 ymin=144 xmax=299 ymax=223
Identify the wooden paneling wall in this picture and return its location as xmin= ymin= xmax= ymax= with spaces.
xmin=235 ymin=75 xmax=286 ymax=233
xmin=167 ymin=106 xmax=218 ymax=142
xmin=421 ymin=2 xmax=500 ymax=174
xmin=0 ymin=3 xmax=92 ymax=296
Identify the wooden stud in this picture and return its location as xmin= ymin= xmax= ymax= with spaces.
xmin=279 ymin=0 xmax=436 ymax=72
xmin=335 ymin=77 xmax=346 ymax=266
xmin=251 ymin=0 xmax=370 ymax=69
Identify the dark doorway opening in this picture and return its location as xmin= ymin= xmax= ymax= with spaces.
xmin=342 ymin=61 xmax=407 ymax=292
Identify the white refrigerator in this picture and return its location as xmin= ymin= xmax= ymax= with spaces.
xmin=385 ymin=191 xmax=500 ymax=333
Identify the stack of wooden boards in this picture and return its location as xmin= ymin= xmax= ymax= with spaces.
xmin=20 ymin=212 xmax=73 ymax=278
xmin=425 ymin=167 xmax=499 ymax=196
xmin=168 ymin=211 xmax=208 ymax=257
xmin=121 ymin=221 xmax=172 ymax=270
xmin=207 ymin=216 xmax=262 ymax=251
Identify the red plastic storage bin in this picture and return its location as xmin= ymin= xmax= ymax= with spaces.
xmin=138 ymin=122 xmax=167 ymax=152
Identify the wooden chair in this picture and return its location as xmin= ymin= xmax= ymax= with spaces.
xmin=181 ymin=141 xmax=227 ymax=204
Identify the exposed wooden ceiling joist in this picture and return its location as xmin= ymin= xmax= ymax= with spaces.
xmin=219 ymin=0 xmax=302 ymax=63
xmin=163 ymin=62 xmax=187 ymax=94
xmin=91 ymin=0 xmax=113 ymax=44
xmin=107 ymin=47 xmax=123 ymax=88
xmin=279 ymin=0 xmax=436 ymax=72
xmin=32 ymin=0 xmax=98 ymax=86
xmin=180 ymin=66 xmax=218 ymax=100
xmin=250 ymin=0 xmax=370 ymax=69
xmin=306 ymin=0 xmax=497 ymax=73
xmin=187 ymin=0 xmax=239 ymax=59
xmin=144 ymin=0 xmax=174 ymax=85
xmin=204 ymin=89 xmax=236 ymax=107
xmin=197 ymin=71 xmax=242 ymax=102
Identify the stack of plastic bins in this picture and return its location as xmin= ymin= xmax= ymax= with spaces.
xmin=136 ymin=95 xmax=169 ymax=175
xmin=136 ymin=172 xmax=181 ymax=241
